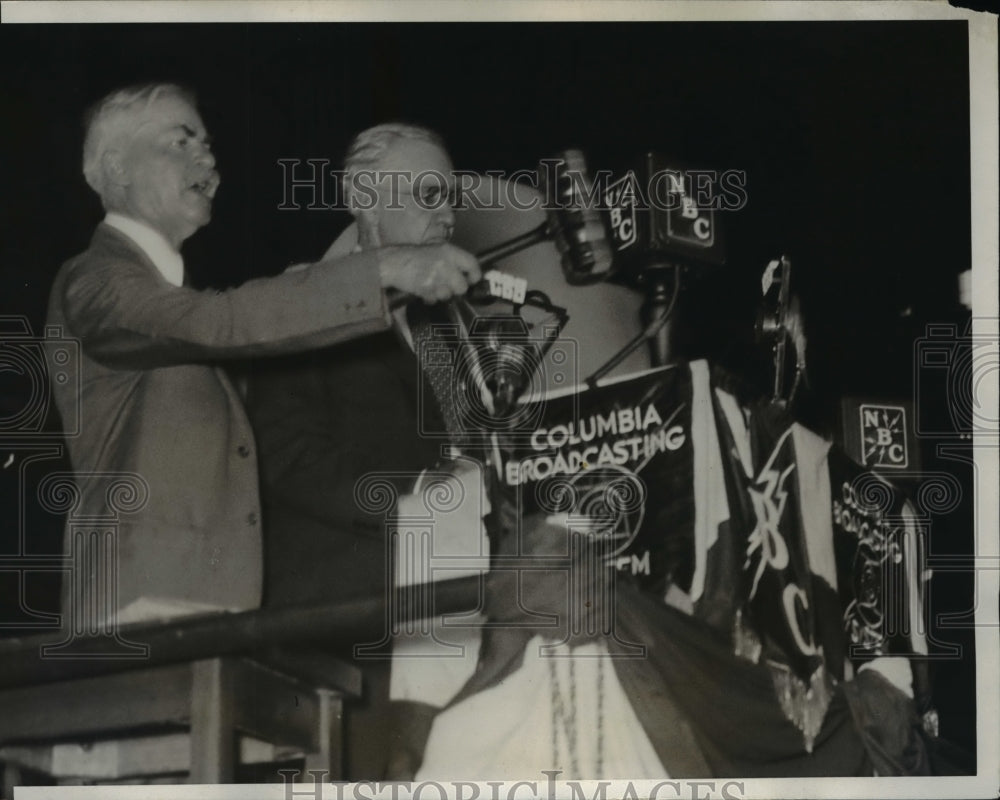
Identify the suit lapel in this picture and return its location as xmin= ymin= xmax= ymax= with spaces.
xmin=91 ymin=223 xmax=178 ymax=287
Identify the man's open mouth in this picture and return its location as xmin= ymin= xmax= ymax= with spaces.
xmin=189 ymin=174 xmax=219 ymax=199
xmin=427 ymin=228 xmax=453 ymax=244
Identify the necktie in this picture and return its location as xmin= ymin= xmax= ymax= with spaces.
xmin=406 ymin=302 xmax=467 ymax=446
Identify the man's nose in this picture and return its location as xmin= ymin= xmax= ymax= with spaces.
xmin=193 ymin=141 xmax=216 ymax=169
xmin=437 ymin=201 xmax=455 ymax=228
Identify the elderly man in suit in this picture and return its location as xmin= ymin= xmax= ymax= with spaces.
xmin=247 ymin=123 xmax=480 ymax=778
xmin=249 ymin=123 xmax=461 ymax=606
xmin=46 ymin=84 xmax=479 ymax=628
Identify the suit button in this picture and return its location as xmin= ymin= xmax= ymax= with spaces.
xmin=247 ymin=512 xmax=259 ymax=525
xmin=237 ymin=445 xmax=251 ymax=458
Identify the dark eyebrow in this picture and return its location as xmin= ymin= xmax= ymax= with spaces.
xmin=174 ymin=124 xmax=210 ymax=144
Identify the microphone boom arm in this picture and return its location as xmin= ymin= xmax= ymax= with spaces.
xmin=387 ymin=220 xmax=556 ymax=311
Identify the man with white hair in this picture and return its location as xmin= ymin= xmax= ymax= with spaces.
xmin=46 ymin=85 xmax=479 ymax=627
xmin=341 ymin=123 xmax=457 ymax=250
xmin=250 ymin=122 xmax=462 ymax=609
xmin=247 ymin=122 xmax=475 ymax=778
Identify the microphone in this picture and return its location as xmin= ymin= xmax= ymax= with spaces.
xmin=603 ymin=152 xmax=727 ymax=272
xmin=598 ymin=152 xmax=729 ymax=366
xmin=541 ymin=149 xmax=616 ymax=285
xmin=388 ymin=150 xmax=616 ymax=310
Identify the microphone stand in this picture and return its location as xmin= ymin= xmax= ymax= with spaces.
xmin=585 ymin=264 xmax=681 ymax=388
xmin=640 ymin=263 xmax=680 ymax=368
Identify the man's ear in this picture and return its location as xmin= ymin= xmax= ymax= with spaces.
xmin=355 ymin=207 xmax=382 ymax=249
xmin=101 ymin=149 xmax=129 ymax=187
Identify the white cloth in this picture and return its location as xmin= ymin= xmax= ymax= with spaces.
xmin=859 ymin=657 xmax=914 ymax=698
xmin=390 ymin=617 xmax=483 ymax=708
xmin=104 ymin=213 xmax=185 ymax=287
xmin=394 ymin=461 xmax=491 ymax=588
xmin=390 ymin=459 xmax=490 ymax=706
xmin=688 ymin=360 xmax=730 ymax=603
xmin=417 ymin=638 xmax=667 ymax=780
xmin=790 ymin=423 xmax=837 ymax=590
xmin=115 ymin=596 xmax=227 ymax=627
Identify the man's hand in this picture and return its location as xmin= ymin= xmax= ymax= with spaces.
xmin=378 ymin=243 xmax=481 ymax=304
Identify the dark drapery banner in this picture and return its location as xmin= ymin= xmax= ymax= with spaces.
xmin=495 ymin=362 xmax=696 ymax=599
xmin=435 ymin=362 xmax=937 ymax=776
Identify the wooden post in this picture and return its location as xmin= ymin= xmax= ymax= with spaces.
xmin=304 ymin=688 xmax=343 ymax=781
xmin=2 ymin=762 xmax=22 ymax=800
xmin=189 ymin=658 xmax=236 ymax=783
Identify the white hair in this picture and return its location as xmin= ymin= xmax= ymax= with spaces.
xmin=342 ymin=122 xmax=445 ymax=214
xmin=82 ymin=83 xmax=195 ymax=207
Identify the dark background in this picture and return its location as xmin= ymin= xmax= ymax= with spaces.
xmin=0 ymin=21 xmax=980 ymax=757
